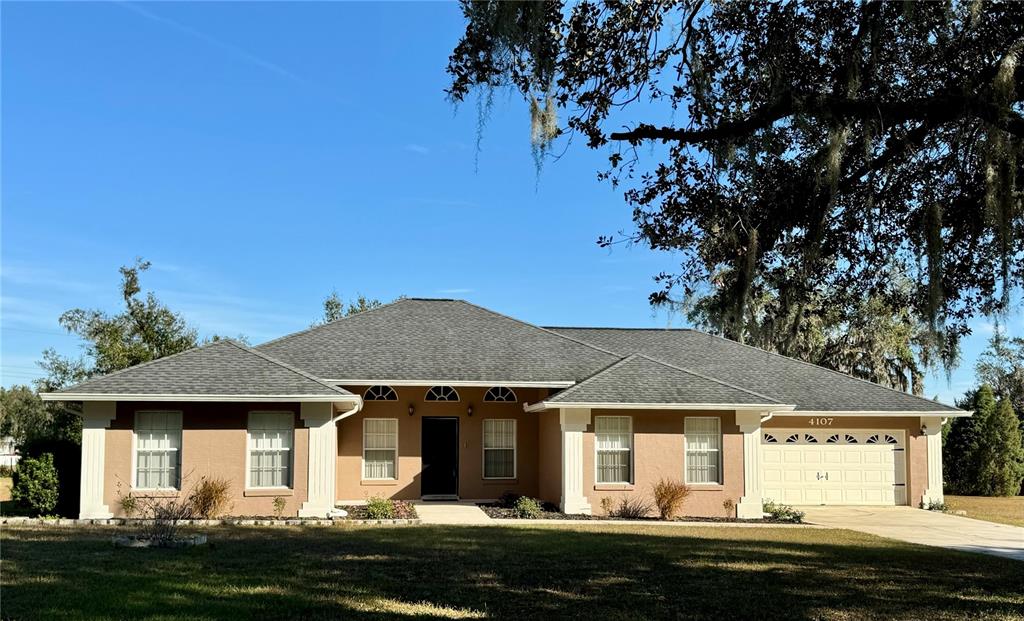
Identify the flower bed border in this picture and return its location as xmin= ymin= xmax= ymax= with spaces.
xmin=1 ymin=516 xmax=420 ymax=527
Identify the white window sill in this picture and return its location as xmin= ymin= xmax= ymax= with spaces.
xmin=360 ymin=479 xmax=399 ymax=486
xmin=131 ymin=489 xmax=180 ymax=498
xmin=687 ymin=483 xmax=725 ymax=491
xmin=243 ymin=488 xmax=294 ymax=497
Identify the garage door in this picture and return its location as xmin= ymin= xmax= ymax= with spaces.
xmin=761 ymin=430 xmax=906 ymax=506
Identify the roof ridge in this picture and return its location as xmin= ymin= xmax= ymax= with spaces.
xmin=256 ymin=296 xmax=410 ymax=350
xmin=224 ymin=341 xmax=352 ymax=396
xmin=55 ymin=339 xmax=231 ymax=393
xmin=545 ymin=326 xmax=695 ymax=332
xmin=628 ymin=353 xmax=783 ymax=404
xmin=691 ymin=330 xmax=960 ymax=410
xmin=540 ymin=354 xmax=637 ymax=402
xmin=455 ymin=300 xmax=623 ymax=360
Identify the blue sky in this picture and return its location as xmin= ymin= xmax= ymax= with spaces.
xmin=1 ymin=2 xmax=1017 ymax=405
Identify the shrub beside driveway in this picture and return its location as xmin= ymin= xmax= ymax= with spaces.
xmin=2 ymin=523 xmax=1021 ymax=620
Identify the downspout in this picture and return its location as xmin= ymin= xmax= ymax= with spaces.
xmin=333 ymin=398 xmax=363 ymax=423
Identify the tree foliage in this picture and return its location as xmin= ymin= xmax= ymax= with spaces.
xmin=448 ymin=1 xmax=1024 ymax=376
xmin=976 ymin=329 xmax=1024 ymax=420
xmin=35 ymin=259 xmax=201 ymax=443
xmin=11 ymin=452 xmax=60 ymax=516
xmin=976 ymin=397 xmax=1024 ymax=496
xmin=313 ymin=292 xmax=388 ymax=326
xmin=945 ymin=384 xmax=1024 ymax=496
xmin=0 ymin=385 xmax=51 ymax=448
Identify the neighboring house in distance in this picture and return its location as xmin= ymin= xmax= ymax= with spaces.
xmin=42 ymin=298 xmax=967 ymax=520
xmin=0 ymin=437 xmax=20 ymax=469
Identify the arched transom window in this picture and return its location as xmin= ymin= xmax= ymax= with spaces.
xmin=483 ymin=386 xmax=517 ymax=403
xmin=425 ymin=386 xmax=460 ymax=402
xmin=364 ymin=385 xmax=398 ymax=401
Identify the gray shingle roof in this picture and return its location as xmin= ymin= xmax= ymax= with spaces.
xmin=547 ymin=327 xmax=961 ymax=412
xmin=47 ymin=340 xmax=355 ymax=400
xmin=257 ymin=299 xmax=619 ymax=383
xmin=543 ymin=354 xmax=783 ymax=406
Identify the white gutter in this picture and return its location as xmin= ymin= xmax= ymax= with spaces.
xmin=523 ymin=401 xmax=796 ymax=413
xmin=325 ymin=379 xmax=575 ymax=388
xmin=333 ymin=398 xmax=363 ymax=423
xmin=770 ymin=409 xmax=970 ymax=417
xmin=39 ymin=393 xmax=361 ymax=403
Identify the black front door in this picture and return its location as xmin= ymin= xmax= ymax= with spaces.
xmin=421 ymin=418 xmax=459 ymax=497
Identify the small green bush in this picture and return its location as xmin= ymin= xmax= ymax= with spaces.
xmin=11 ymin=453 xmax=59 ymax=516
xmin=366 ymin=496 xmax=396 ymax=519
xmin=119 ymin=494 xmax=139 ymax=518
xmin=512 ymin=496 xmax=543 ymax=519
xmin=762 ymin=499 xmax=805 ymax=523
xmin=921 ymin=498 xmax=948 ymax=512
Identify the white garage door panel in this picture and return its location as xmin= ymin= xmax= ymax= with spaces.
xmin=761 ymin=430 xmax=906 ymax=506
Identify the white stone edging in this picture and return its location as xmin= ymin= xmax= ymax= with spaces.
xmin=0 ymin=516 xmax=420 ymax=527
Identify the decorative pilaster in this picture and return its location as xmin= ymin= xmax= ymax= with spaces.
xmin=921 ymin=416 xmax=944 ymax=506
xmin=298 ymin=402 xmax=337 ymax=517
xmin=80 ymin=401 xmax=116 ymax=519
xmin=735 ymin=410 xmax=765 ymax=519
xmin=560 ymin=408 xmax=591 ymax=515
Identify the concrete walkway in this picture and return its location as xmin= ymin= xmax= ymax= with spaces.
xmin=413 ymin=502 xmax=494 ymax=525
xmin=803 ymin=506 xmax=1024 ymax=561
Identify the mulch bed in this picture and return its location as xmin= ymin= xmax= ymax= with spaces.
xmin=337 ymin=501 xmax=417 ymax=520
xmin=478 ymin=503 xmax=794 ymax=523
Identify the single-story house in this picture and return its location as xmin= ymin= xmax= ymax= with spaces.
xmin=43 ymin=298 xmax=967 ymax=519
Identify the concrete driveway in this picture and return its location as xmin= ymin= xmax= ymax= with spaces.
xmin=803 ymin=506 xmax=1024 ymax=561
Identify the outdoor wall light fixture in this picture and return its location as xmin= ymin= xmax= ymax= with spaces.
xmin=408 ymin=404 xmax=415 ymax=416
xmin=467 ymin=405 xmax=473 ymax=417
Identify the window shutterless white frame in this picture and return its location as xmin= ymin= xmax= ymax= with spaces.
xmin=684 ymin=416 xmax=722 ymax=484
xmin=363 ymin=418 xmax=399 ymax=480
xmin=594 ymin=415 xmax=632 ymax=484
xmin=132 ymin=410 xmax=183 ymax=490
xmin=246 ymin=411 xmax=295 ymax=490
xmin=482 ymin=419 xmax=516 ymax=479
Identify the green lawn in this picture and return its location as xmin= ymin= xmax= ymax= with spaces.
xmin=2 ymin=524 xmax=1022 ymax=620
xmin=945 ymin=495 xmax=1024 ymax=528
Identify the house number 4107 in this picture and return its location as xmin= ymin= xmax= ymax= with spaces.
xmin=808 ymin=417 xmax=834 ymax=426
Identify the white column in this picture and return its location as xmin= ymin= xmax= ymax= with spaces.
xmin=921 ymin=416 xmax=945 ymax=506
xmin=735 ymin=410 xmax=765 ymax=519
xmin=559 ymin=408 xmax=591 ymax=515
xmin=299 ymin=402 xmax=337 ymax=517
xmin=80 ymin=401 xmax=116 ymax=519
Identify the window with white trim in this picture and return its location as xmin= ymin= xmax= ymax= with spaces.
xmin=685 ymin=417 xmax=721 ymax=484
xmin=595 ymin=416 xmax=632 ymax=484
xmin=425 ymin=386 xmax=459 ymax=402
xmin=483 ymin=419 xmax=516 ymax=478
xmin=483 ymin=386 xmax=517 ymax=403
xmin=134 ymin=410 xmax=182 ymax=489
xmin=248 ymin=411 xmax=294 ymax=488
xmin=363 ymin=418 xmax=398 ymax=479
xmin=364 ymin=385 xmax=398 ymax=401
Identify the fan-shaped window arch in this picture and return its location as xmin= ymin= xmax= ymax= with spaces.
xmin=763 ymin=433 xmax=778 ymax=443
xmin=866 ymin=434 xmax=880 ymax=444
xmin=844 ymin=434 xmax=858 ymax=444
xmin=425 ymin=386 xmax=459 ymax=402
xmin=884 ymin=434 xmax=899 ymax=445
xmin=826 ymin=434 xmax=840 ymax=444
xmin=364 ymin=385 xmax=398 ymax=401
xmin=803 ymin=434 xmax=818 ymax=443
xmin=785 ymin=434 xmax=799 ymax=444
xmin=483 ymin=386 xmax=517 ymax=403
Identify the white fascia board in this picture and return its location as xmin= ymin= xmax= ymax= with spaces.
xmin=523 ymin=401 xmax=795 ymax=413
xmin=40 ymin=393 xmax=360 ymax=403
xmin=325 ymin=379 xmax=575 ymax=388
xmin=772 ymin=409 xmax=970 ymax=417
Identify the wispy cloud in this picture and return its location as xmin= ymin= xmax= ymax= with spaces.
xmin=404 ymin=144 xmax=430 ymax=156
xmin=1 ymin=263 xmax=104 ymax=295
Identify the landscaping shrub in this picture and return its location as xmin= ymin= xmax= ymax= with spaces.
xmin=497 ymin=491 xmax=523 ymax=508
xmin=512 ymin=496 xmax=543 ymax=519
xmin=188 ymin=476 xmax=232 ymax=519
xmin=365 ymin=495 xmax=396 ymax=519
xmin=119 ymin=494 xmax=139 ymax=518
xmin=921 ymin=498 xmax=948 ymax=512
xmin=722 ymin=498 xmax=735 ymax=518
xmin=613 ymin=495 xmax=653 ymax=519
xmin=0 ymin=464 xmax=15 ymax=477
xmin=392 ymin=500 xmax=416 ymax=519
xmin=599 ymin=496 xmax=615 ymax=516
xmin=762 ymin=500 xmax=805 ymax=523
xmin=10 ymin=452 xmax=59 ymax=516
xmin=651 ymin=478 xmax=690 ymax=519
xmin=272 ymin=496 xmax=287 ymax=519
xmin=19 ymin=438 xmax=79 ymax=517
